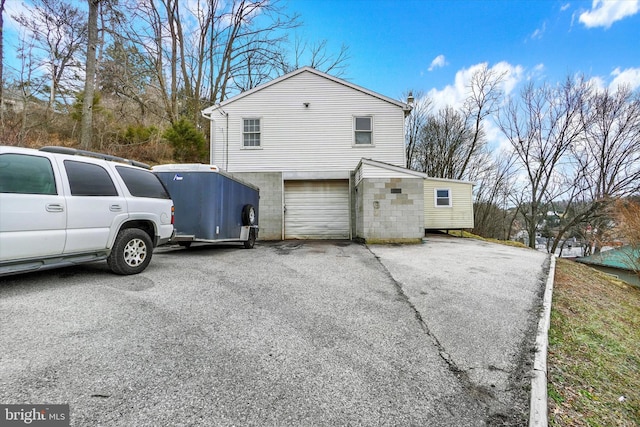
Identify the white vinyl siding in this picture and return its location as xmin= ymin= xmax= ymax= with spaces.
xmin=284 ymin=180 xmax=350 ymax=239
xmin=211 ymin=70 xmax=405 ymax=172
xmin=424 ymin=180 xmax=474 ymax=229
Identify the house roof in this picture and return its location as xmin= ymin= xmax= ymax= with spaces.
xmin=202 ymin=67 xmax=410 ymax=115
xmin=357 ymin=158 xmax=475 ymax=185
xmin=576 ymin=246 xmax=640 ymax=271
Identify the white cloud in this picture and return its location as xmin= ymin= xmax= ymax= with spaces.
xmin=561 ymin=3 xmax=572 ymax=12
xmin=428 ymin=54 xmax=447 ymax=71
xmin=609 ymin=67 xmax=640 ymax=91
xmin=425 ymin=62 xmax=524 ymax=111
xmin=530 ymin=22 xmax=547 ymax=40
xmin=587 ymin=76 xmax=607 ymax=91
xmin=4 ymin=1 xmax=31 ymax=32
xmin=579 ymin=0 xmax=639 ymax=29
xmin=422 ymin=62 xmax=526 ymax=153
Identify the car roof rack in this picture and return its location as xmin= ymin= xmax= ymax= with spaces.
xmin=40 ymin=146 xmax=151 ymax=170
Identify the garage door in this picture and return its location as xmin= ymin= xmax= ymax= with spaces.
xmin=284 ymin=180 xmax=350 ymax=239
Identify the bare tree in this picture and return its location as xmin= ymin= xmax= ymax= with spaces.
xmin=412 ymin=106 xmax=470 ymax=179
xmin=566 ymin=85 xmax=640 ymax=254
xmin=276 ymin=37 xmax=350 ymax=78
xmin=458 ymin=64 xmax=507 ymax=180
xmin=122 ymin=0 xmax=299 ymax=126
xmin=13 ymin=0 xmax=87 ymax=112
xmin=498 ymin=76 xmax=590 ymax=248
xmin=404 ymin=90 xmax=430 ymax=169
xmin=98 ymin=41 xmax=157 ymax=121
xmin=1 ymin=0 xmax=5 ymax=121
xmin=408 ymin=65 xmax=505 ymax=181
xmin=472 ymin=149 xmax=520 ymax=239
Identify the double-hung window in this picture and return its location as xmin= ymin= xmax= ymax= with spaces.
xmin=354 ymin=116 xmax=373 ymax=145
xmin=243 ymin=118 xmax=261 ymax=148
xmin=435 ymin=189 xmax=452 ymax=207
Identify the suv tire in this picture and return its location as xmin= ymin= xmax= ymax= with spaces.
xmin=108 ymin=228 xmax=153 ymax=275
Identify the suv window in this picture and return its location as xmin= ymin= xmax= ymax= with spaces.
xmin=116 ymin=166 xmax=170 ymax=199
xmin=0 ymin=153 xmax=57 ymax=195
xmin=64 ymin=160 xmax=118 ymax=196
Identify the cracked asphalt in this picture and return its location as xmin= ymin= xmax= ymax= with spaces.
xmin=0 ymin=236 xmax=548 ymax=426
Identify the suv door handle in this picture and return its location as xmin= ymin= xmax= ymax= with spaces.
xmin=46 ymin=203 xmax=64 ymax=213
xmin=110 ymin=204 xmax=123 ymax=212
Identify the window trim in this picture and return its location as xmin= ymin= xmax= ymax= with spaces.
xmin=242 ymin=117 xmax=262 ymax=149
xmin=353 ymin=116 xmax=374 ymax=146
xmin=434 ymin=188 xmax=452 ymax=208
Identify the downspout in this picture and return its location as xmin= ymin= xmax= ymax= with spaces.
xmin=201 ymin=110 xmax=214 ymax=164
xmin=225 ymin=112 xmax=229 ymax=171
xmin=202 ymin=105 xmax=229 ymax=170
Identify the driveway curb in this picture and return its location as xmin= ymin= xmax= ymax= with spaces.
xmin=529 ymin=255 xmax=556 ymax=427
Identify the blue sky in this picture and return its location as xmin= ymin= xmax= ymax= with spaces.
xmin=285 ymin=0 xmax=640 ymax=104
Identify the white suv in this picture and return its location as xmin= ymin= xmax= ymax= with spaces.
xmin=0 ymin=146 xmax=174 ymax=276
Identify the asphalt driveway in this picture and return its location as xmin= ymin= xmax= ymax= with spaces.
xmin=0 ymin=236 xmax=548 ymax=426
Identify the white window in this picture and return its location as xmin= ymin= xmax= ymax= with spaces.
xmin=435 ymin=188 xmax=451 ymax=207
xmin=354 ymin=116 xmax=373 ymax=145
xmin=243 ymin=118 xmax=261 ymax=148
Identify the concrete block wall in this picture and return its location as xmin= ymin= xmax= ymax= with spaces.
xmin=356 ymin=177 xmax=424 ymax=242
xmin=231 ymin=172 xmax=283 ymax=240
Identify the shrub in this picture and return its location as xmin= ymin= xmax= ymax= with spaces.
xmin=162 ymin=118 xmax=207 ymax=162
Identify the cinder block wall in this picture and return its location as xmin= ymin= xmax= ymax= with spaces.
xmin=231 ymin=172 xmax=283 ymax=240
xmin=356 ymin=177 xmax=424 ymax=242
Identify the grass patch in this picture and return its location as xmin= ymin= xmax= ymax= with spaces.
xmin=548 ymin=258 xmax=640 ymax=426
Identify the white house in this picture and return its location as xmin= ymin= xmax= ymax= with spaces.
xmin=201 ymin=67 xmax=474 ymax=241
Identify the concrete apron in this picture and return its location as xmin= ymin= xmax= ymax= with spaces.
xmin=369 ymin=235 xmax=550 ymax=424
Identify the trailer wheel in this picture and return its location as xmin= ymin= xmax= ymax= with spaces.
xmin=242 ymin=204 xmax=256 ymax=226
xmin=244 ymin=228 xmax=256 ymax=249
xmin=107 ymin=228 xmax=153 ymax=275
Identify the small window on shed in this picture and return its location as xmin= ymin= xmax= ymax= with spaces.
xmin=435 ymin=188 xmax=451 ymax=207
xmin=243 ymin=118 xmax=261 ymax=147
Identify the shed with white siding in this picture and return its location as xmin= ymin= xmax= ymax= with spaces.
xmin=423 ymin=176 xmax=475 ymax=230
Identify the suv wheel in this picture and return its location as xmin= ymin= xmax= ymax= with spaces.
xmin=108 ymin=229 xmax=153 ymax=275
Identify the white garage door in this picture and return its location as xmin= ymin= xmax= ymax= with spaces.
xmin=284 ymin=180 xmax=350 ymax=239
